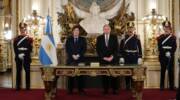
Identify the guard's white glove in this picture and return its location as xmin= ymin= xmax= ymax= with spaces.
xmin=138 ymin=58 xmax=142 ymax=65
xmin=76 ymin=54 xmax=80 ymax=58
xmin=119 ymin=58 xmax=125 ymax=64
xmin=18 ymin=53 xmax=25 ymax=60
xmin=72 ymin=55 xmax=77 ymax=60
xmin=72 ymin=54 xmax=80 ymax=60
xmin=165 ymin=52 xmax=171 ymax=58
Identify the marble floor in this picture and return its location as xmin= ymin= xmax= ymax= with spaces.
xmin=0 ymin=69 xmax=12 ymax=88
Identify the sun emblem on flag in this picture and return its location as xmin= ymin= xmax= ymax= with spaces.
xmin=46 ymin=43 xmax=52 ymax=52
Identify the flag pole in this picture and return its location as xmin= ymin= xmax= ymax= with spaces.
xmin=48 ymin=8 xmax=50 ymax=16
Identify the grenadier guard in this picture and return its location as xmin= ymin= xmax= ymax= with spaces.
xmin=13 ymin=22 xmax=33 ymax=90
xmin=157 ymin=19 xmax=177 ymax=90
xmin=119 ymin=21 xmax=142 ymax=90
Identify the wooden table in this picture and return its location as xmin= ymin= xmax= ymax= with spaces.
xmin=41 ymin=65 xmax=146 ymax=100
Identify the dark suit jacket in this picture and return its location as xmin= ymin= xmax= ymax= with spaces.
xmin=13 ymin=35 xmax=33 ymax=62
xmin=65 ymin=36 xmax=87 ymax=65
xmin=177 ymin=88 xmax=180 ymax=100
xmin=96 ymin=34 xmax=118 ymax=65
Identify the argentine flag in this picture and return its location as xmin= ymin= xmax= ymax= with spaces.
xmin=39 ymin=15 xmax=58 ymax=66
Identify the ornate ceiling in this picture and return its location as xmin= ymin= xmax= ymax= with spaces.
xmin=70 ymin=0 xmax=121 ymax=12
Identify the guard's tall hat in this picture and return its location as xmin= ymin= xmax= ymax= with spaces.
xmin=19 ymin=22 xmax=27 ymax=29
xmin=126 ymin=21 xmax=135 ymax=28
xmin=162 ymin=18 xmax=171 ymax=29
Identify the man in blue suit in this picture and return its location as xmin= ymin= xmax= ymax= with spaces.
xmin=65 ymin=25 xmax=87 ymax=94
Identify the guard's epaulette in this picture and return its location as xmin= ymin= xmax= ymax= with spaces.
xmin=133 ymin=34 xmax=140 ymax=39
xmin=157 ymin=34 xmax=165 ymax=40
xmin=171 ymin=34 xmax=176 ymax=39
xmin=27 ymin=36 xmax=33 ymax=43
xmin=13 ymin=37 xmax=17 ymax=42
xmin=13 ymin=36 xmax=21 ymax=42
xmin=134 ymin=34 xmax=138 ymax=38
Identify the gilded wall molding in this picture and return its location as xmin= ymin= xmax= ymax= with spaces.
xmin=16 ymin=0 xmax=19 ymax=35
xmin=172 ymin=0 xmax=175 ymax=33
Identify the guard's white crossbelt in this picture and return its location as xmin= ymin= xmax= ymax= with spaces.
xmin=162 ymin=35 xmax=172 ymax=45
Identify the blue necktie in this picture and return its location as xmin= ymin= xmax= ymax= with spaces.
xmin=74 ymin=38 xmax=78 ymax=43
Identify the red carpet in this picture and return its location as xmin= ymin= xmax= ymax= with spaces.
xmin=0 ymin=88 xmax=176 ymax=100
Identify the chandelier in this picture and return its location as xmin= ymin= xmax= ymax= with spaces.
xmin=142 ymin=9 xmax=166 ymax=59
xmin=23 ymin=10 xmax=45 ymax=37
xmin=142 ymin=9 xmax=166 ymax=22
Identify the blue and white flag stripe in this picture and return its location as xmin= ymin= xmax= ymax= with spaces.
xmin=39 ymin=15 xmax=58 ymax=66
xmin=45 ymin=15 xmax=52 ymax=35
xmin=45 ymin=16 xmax=55 ymax=45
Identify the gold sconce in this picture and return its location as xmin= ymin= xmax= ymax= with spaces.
xmin=4 ymin=15 xmax=13 ymax=68
xmin=23 ymin=10 xmax=45 ymax=57
xmin=4 ymin=22 xmax=12 ymax=40
xmin=142 ymin=9 xmax=166 ymax=61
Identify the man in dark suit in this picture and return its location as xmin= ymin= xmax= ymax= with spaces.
xmin=96 ymin=24 xmax=119 ymax=94
xmin=177 ymin=58 xmax=180 ymax=99
xmin=65 ymin=25 xmax=87 ymax=94
xmin=13 ymin=22 xmax=33 ymax=90
xmin=119 ymin=21 xmax=142 ymax=90
xmin=177 ymin=88 xmax=180 ymax=100
xmin=157 ymin=19 xmax=177 ymax=90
